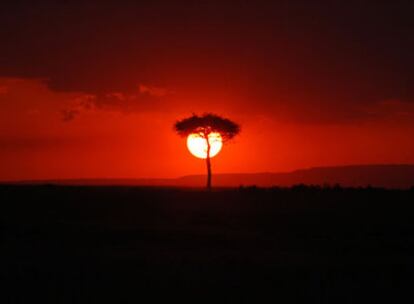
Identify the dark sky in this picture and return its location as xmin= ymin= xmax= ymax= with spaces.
xmin=1 ymin=1 xmax=414 ymax=180
xmin=1 ymin=1 xmax=413 ymax=122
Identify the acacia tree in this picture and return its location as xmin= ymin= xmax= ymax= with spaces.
xmin=174 ymin=113 xmax=240 ymax=190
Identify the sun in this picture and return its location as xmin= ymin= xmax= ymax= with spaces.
xmin=187 ymin=132 xmax=223 ymax=159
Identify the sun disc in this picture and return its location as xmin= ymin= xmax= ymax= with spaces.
xmin=187 ymin=132 xmax=223 ymax=159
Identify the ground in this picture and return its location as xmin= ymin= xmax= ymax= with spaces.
xmin=1 ymin=185 xmax=414 ymax=303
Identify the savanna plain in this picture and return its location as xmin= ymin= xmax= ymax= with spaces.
xmin=1 ymin=185 xmax=414 ymax=303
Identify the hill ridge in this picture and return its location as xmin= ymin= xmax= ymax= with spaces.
xmin=2 ymin=164 xmax=414 ymax=189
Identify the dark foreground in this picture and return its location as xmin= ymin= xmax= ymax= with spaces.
xmin=1 ymin=185 xmax=414 ymax=303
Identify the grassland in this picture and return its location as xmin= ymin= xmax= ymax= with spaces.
xmin=1 ymin=185 xmax=414 ymax=303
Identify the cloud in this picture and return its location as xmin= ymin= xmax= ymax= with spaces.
xmin=61 ymin=109 xmax=80 ymax=122
xmin=59 ymin=94 xmax=96 ymax=121
xmin=364 ymin=99 xmax=414 ymax=122
xmin=266 ymin=96 xmax=414 ymax=125
xmin=98 ymin=85 xmax=172 ymax=111
xmin=2 ymin=77 xmax=413 ymax=127
xmin=138 ymin=84 xmax=170 ymax=97
xmin=0 ymin=77 xmax=174 ymax=123
xmin=59 ymin=84 xmax=172 ymax=121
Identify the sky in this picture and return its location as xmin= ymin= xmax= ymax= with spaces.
xmin=1 ymin=1 xmax=414 ymax=180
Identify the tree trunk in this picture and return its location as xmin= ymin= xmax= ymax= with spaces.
xmin=206 ymin=138 xmax=212 ymax=191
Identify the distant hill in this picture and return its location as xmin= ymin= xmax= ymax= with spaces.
xmin=177 ymin=164 xmax=414 ymax=188
xmin=4 ymin=164 xmax=414 ymax=189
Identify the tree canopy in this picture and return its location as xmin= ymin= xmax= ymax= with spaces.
xmin=174 ymin=113 xmax=240 ymax=141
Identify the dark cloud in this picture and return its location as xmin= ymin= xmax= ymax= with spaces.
xmin=365 ymin=100 xmax=414 ymax=122
xmin=61 ymin=109 xmax=80 ymax=122
xmin=0 ymin=1 xmax=413 ymax=123
xmin=60 ymin=84 xmax=173 ymax=121
xmin=138 ymin=84 xmax=170 ymax=98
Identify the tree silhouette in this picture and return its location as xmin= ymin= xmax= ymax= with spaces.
xmin=174 ymin=113 xmax=240 ymax=190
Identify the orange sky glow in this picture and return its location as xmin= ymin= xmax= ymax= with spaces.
xmin=1 ymin=2 xmax=413 ymax=181
xmin=1 ymin=77 xmax=413 ymax=181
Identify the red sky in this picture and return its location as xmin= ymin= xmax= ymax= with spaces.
xmin=1 ymin=1 xmax=414 ymax=181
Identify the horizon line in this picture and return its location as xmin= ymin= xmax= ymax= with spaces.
xmin=1 ymin=163 xmax=414 ymax=184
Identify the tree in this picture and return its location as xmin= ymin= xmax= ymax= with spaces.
xmin=174 ymin=113 xmax=240 ymax=190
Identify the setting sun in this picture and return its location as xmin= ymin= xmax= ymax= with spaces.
xmin=186 ymin=132 xmax=223 ymax=159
